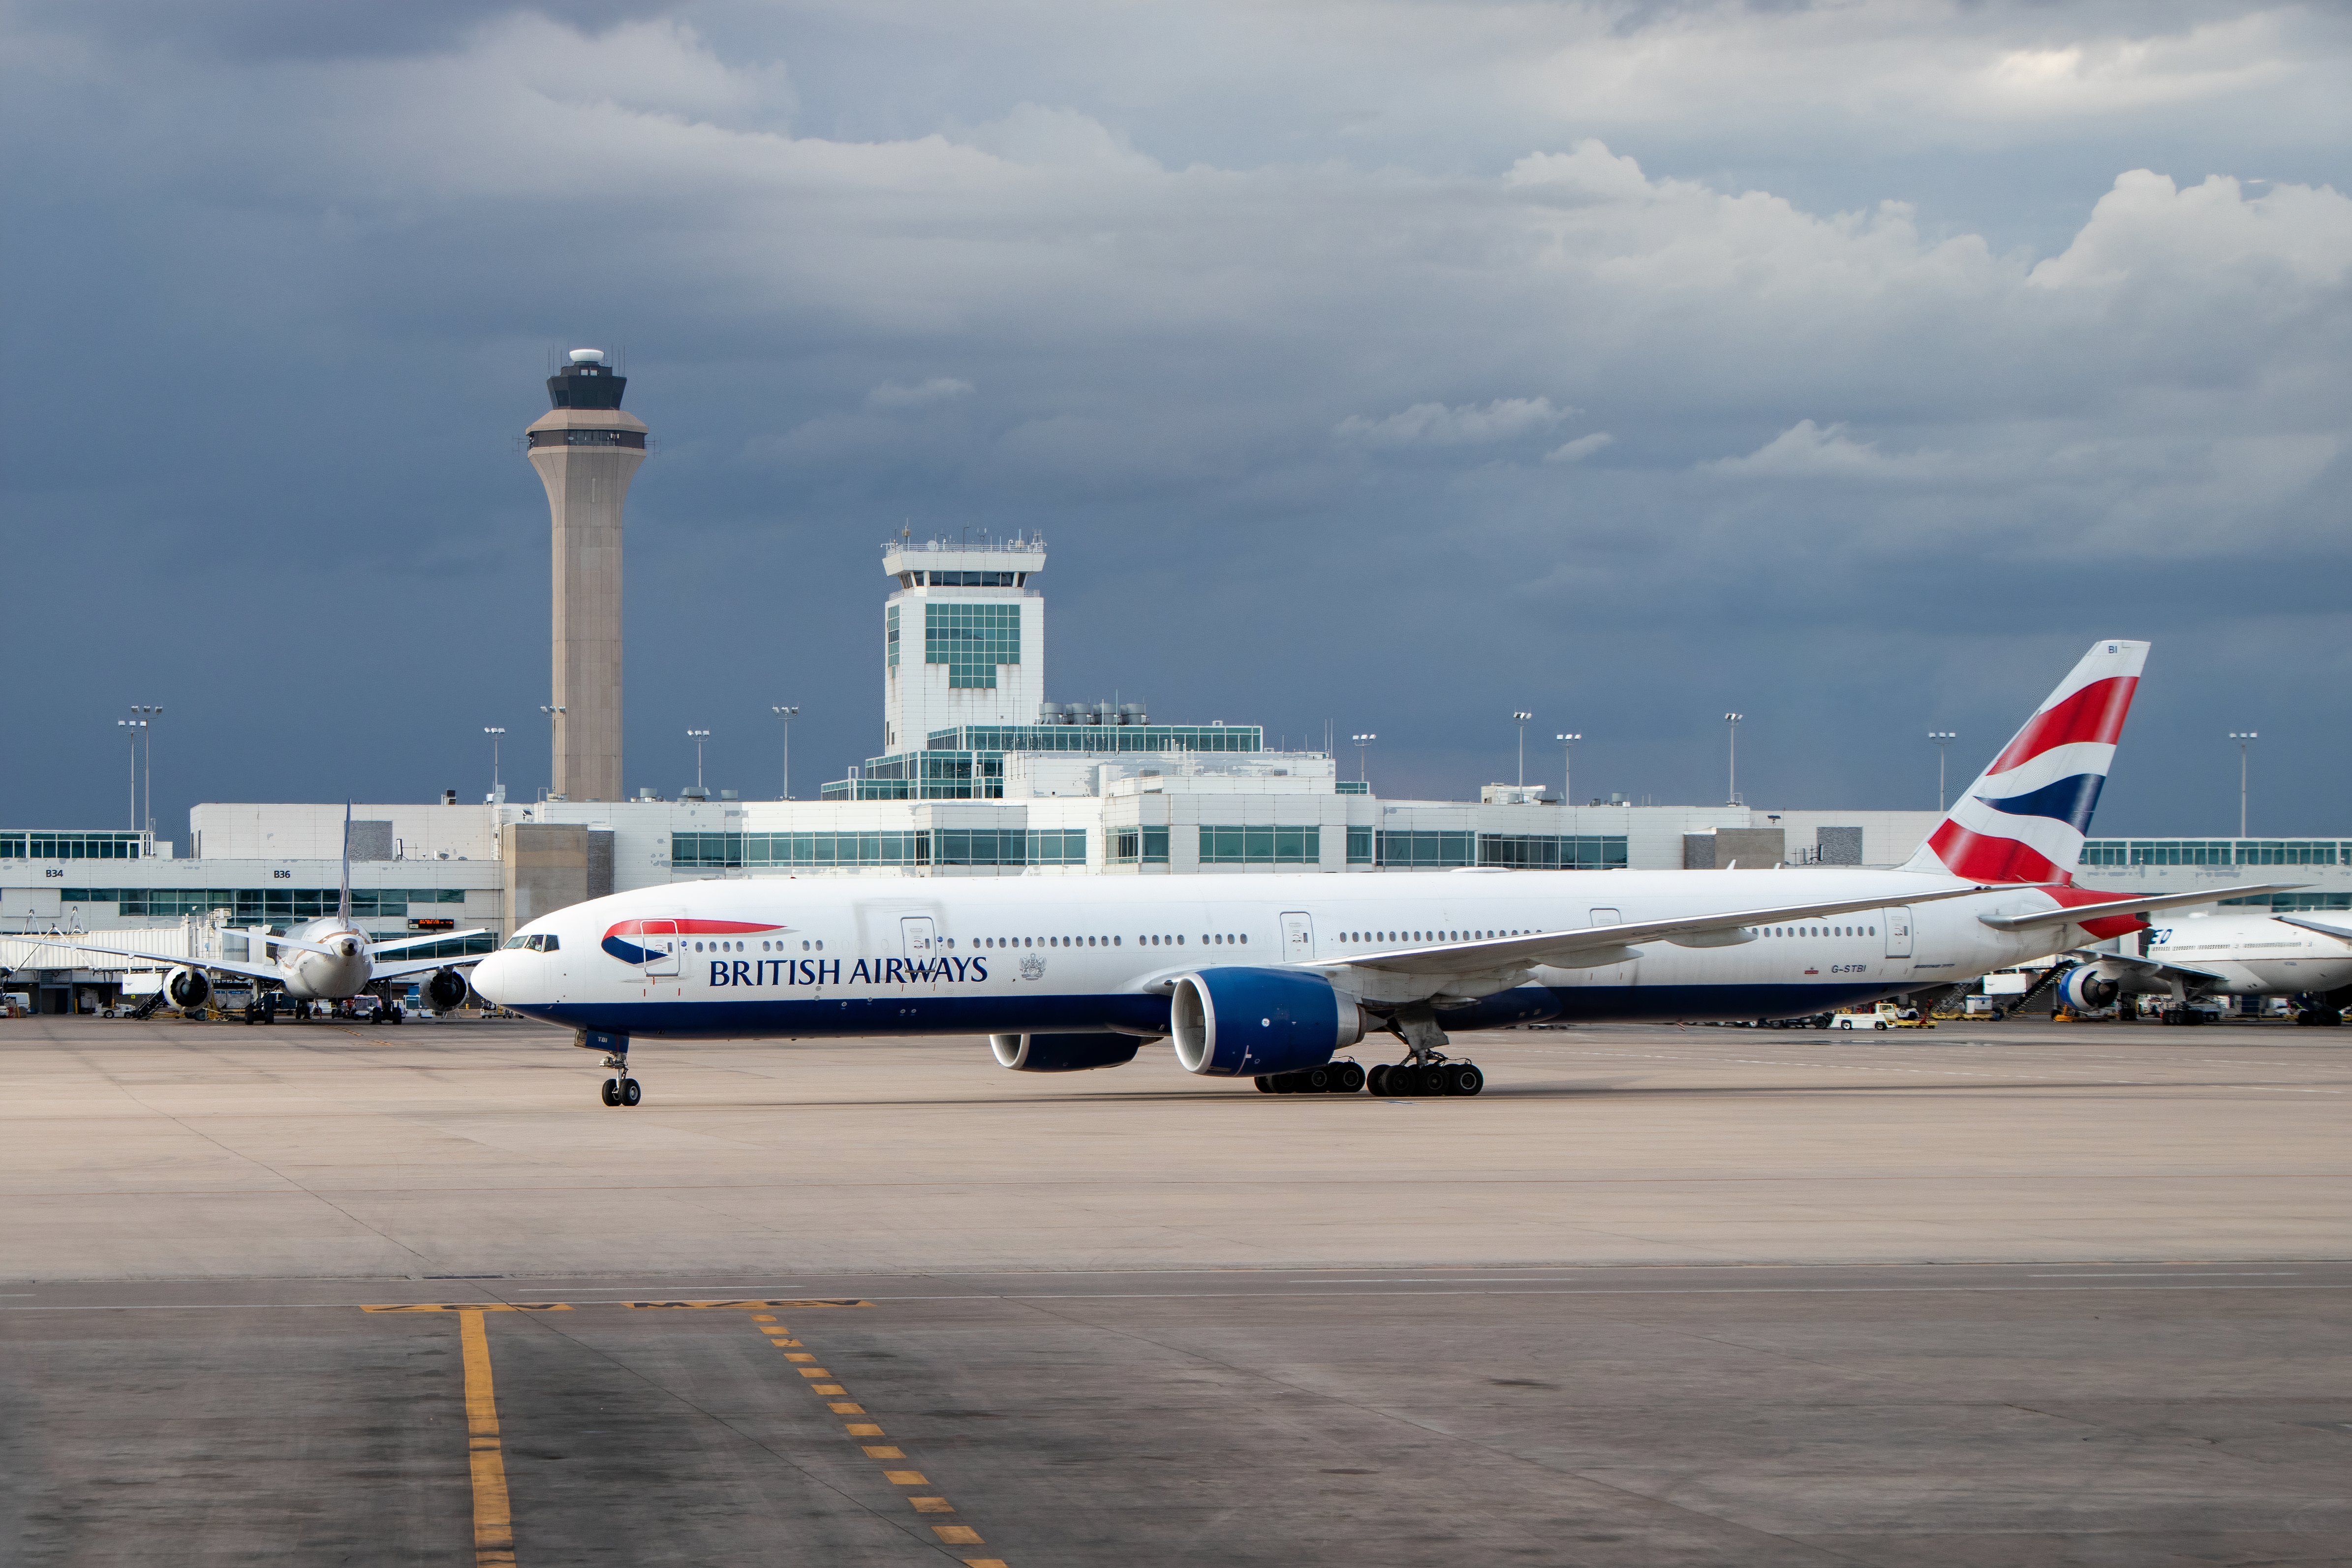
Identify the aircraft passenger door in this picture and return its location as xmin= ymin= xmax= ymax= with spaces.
xmin=1280 ymin=911 xmax=1315 ymax=963
xmin=641 ymin=920 xmax=681 ymax=978
xmin=1883 ymin=907 xmax=1913 ymax=960
xmin=901 ymin=916 xmax=937 ymax=973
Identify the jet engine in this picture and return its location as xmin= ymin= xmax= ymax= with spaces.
xmin=1170 ymin=967 xmax=1364 ymax=1077
xmin=424 ymin=968 xmax=470 ymax=1013
xmin=989 ymin=1032 xmax=1142 ymax=1073
xmin=2057 ymin=964 xmax=2124 ymax=1013
xmin=164 ymin=966 xmax=212 ymax=1009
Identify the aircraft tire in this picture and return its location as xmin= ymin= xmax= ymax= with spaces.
xmin=1254 ymin=1076 xmax=1274 ymax=1093
xmin=621 ymin=1078 xmax=642 ymax=1107
xmin=1446 ymin=1064 xmax=1484 ymax=1097
xmin=601 ymin=1078 xmax=620 ymax=1106
xmin=1333 ymin=1061 xmax=1365 ymax=1094
xmin=1366 ymin=1064 xmax=1390 ymax=1095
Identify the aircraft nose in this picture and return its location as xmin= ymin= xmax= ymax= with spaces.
xmin=471 ymin=951 xmax=514 ymax=1005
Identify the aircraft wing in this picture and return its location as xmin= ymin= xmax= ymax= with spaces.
xmin=10 ymin=936 xmax=285 ymax=985
xmin=1975 ymin=884 xmax=2301 ymax=933
xmin=370 ymin=953 xmax=488 ymax=982
xmin=369 ymin=929 xmax=491 ymax=956
xmin=2278 ymin=914 xmax=2352 ymax=944
xmin=2065 ymin=948 xmax=2229 ymax=985
xmin=1303 ymin=883 xmax=2000 ymax=979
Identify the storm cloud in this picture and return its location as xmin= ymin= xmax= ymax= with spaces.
xmin=4 ymin=2 xmax=2347 ymax=834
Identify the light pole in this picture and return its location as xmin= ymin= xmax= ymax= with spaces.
xmin=2229 ymin=731 xmax=2257 ymax=837
xmin=129 ymin=704 xmax=162 ymax=841
xmin=484 ymin=727 xmax=506 ymax=800
xmin=117 ymin=719 xmax=144 ymax=829
xmin=1555 ymin=733 xmax=1580 ymax=805
xmin=1350 ymin=733 xmax=1376 ymax=786
xmin=1724 ymin=712 xmax=1743 ymax=806
xmin=772 ymin=706 xmax=799 ymax=799
xmin=687 ymin=729 xmax=711 ymax=793
xmin=1927 ymin=731 xmax=1956 ymax=810
xmin=540 ymin=705 xmax=565 ymax=797
xmin=1512 ymin=712 xmax=1533 ymax=787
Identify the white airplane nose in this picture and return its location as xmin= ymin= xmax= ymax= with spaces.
xmin=471 ymin=951 xmax=514 ymax=1005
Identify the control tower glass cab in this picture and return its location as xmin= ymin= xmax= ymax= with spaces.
xmin=526 ymin=349 xmax=648 ymax=802
xmin=881 ymin=535 xmax=1047 ymax=754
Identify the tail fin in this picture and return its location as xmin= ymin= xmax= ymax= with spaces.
xmin=339 ymin=800 xmax=352 ymax=923
xmin=1898 ymin=640 xmax=2148 ymax=884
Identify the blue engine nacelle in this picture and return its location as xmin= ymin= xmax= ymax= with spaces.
xmin=2057 ymin=964 xmax=2122 ymax=1012
xmin=989 ymin=1031 xmax=1142 ymax=1073
xmin=1170 ymin=967 xmax=1364 ymax=1077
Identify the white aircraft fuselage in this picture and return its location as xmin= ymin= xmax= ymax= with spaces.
xmin=270 ymin=916 xmax=376 ymax=1000
xmin=471 ymin=867 xmax=2129 ymax=1042
xmin=2140 ymin=913 xmax=2352 ymax=997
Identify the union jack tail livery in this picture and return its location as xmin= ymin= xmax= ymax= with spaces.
xmin=1898 ymin=640 xmax=2148 ymax=885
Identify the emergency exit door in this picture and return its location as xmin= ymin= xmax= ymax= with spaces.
xmin=1280 ymin=912 xmax=1314 ymax=961
xmin=640 ymin=920 xmax=681 ymax=978
xmin=901 ymin=916 xmax=938 ymax=965
xmin=1883 ymin=907 xmax=1913 ymax=959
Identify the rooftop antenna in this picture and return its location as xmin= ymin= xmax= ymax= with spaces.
xmin=338 ymin=800 xmax=353 ymax=923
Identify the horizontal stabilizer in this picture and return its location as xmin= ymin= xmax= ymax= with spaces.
xmin=1977 ymin=885 xmax=2300 ymax=933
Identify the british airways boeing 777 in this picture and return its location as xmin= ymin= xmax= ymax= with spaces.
xmin=470 ymin=642 xmax=2291 ymax=1105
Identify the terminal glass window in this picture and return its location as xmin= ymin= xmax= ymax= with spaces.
xmin=1376 ymin=830 xmax=1474 ymax=868
xmin=5 ymin=831 xmax=143 ymax=860
xmin=925 ymin=603 xmax=1021 ymax=688
xmin=2082 ymin=839 xmax=2343 ymax=867
xmin=885 ymin=605 xmax=899 ymax=670
xmin=1477 ymin=834 xmax=1628 ymax=870
xmin=1198 ymin=826 xmax=1319 ymax=864
xmin=60 ymin=887 xmax=465 ymax=924
xmin=1346 ymin=826 xmax=1373 ymax=865
xmin=2221 ymin=892 xmax=2352 ymax=911
xmin=1111 ymin=827 xmax=1171 ymax=865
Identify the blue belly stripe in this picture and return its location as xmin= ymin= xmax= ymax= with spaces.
xmin=519 ymin=982 xmax=1899 ymax=1040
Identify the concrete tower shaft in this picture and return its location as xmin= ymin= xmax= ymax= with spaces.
xmin=526 ymin=351 xmax=646 ymax=802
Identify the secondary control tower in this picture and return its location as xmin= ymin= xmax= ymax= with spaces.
xmin=526 ymin=349 xmax=646 ymax=801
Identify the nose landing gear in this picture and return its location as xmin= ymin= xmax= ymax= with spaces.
xmin=576 ymin=1029 xmax=641 ymax=1107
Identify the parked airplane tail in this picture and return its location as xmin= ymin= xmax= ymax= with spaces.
xmin=1897 ymin=640 xmax=2148 ymax=885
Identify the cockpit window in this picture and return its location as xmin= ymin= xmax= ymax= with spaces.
xmin=503 ymin=935 xmax=530 ymax=949
xmin=537 ymin=934 xmax=559 ymax=952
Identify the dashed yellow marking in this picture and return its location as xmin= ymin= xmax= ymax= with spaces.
xmin=459 ymin=1309 xmax=515 ymax=1568
xmin=753 ymin=1319 xmax=1012 ymax=1563
xmin=784 ymin=1352 xmax=816 ymax=1361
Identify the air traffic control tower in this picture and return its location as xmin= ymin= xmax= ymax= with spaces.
xmin=526 ymin=349 xmax=646 ymax=801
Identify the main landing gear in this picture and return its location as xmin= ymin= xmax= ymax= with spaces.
xmin=1366 ymin=1005 xmax=1485 ymax=1097
xmin=1255 ymin=1060 xmax=1367 ymax=1094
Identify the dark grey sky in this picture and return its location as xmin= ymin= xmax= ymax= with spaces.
xmin=5 ymin=1 xmax=2347 ymax=840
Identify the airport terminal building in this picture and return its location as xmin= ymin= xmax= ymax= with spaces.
xmin=7 ymin=531 xmax=2345 ymax=1011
